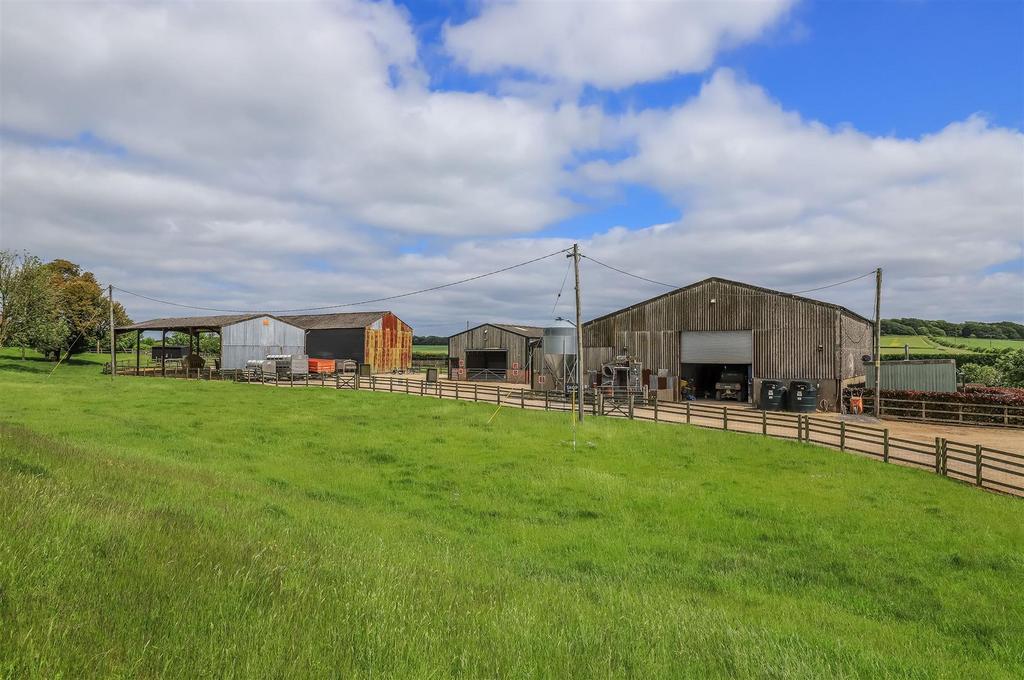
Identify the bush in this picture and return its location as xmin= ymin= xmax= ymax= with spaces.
xmin=962 ymin=364 xmax=1001 ymax=386
xmin=995 ymin=349 xmax=1024 ymax=388
xmin=863 ymin=386 xmax=1024 ymax=426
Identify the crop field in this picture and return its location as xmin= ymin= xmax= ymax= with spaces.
xmin=2 ymin=349 xmax=1023 ymax=678
xmin=412 ymin=344 xmax=448 ymax=357
xmin=881 ymin=335 xmax=1024 ymax=355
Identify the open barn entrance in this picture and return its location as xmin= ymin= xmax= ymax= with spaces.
xmin=682 ymin=363 xmax=752 ymax=402
xmin=465 ymin=349 xmax=508 ymax=381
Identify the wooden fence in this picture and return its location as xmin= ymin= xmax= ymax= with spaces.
xmin=116 ymin=366 xmax=1024 ymax=498
xmin=862 ymin=395 xmax=1024 ymax=429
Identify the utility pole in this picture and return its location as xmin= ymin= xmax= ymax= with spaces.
xmin=109 ymin=284 xmax=116 ymax=380
xmin=873 ymin=267 xmax=882 ymax=417
xmin=571 ymin=243 xmax=584 ymax=422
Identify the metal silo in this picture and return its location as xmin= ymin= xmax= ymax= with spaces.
xmin=540 ymin=327 xmax=578 ymax=392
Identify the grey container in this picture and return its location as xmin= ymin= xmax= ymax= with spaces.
xmin=787 ymin=380 xmax=818 ymax=413
xmin=759 ymin=380 xmax=786 ymax=411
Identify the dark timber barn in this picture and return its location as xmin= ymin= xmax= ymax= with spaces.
xmin=281 ymin=311 xmax=412 ymax=373
xmin=447 ymin=324 xmax=544 ymax=384
xmin=582 ymin=277 xmax=873 ymax=408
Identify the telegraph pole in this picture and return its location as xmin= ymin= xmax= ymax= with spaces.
xmin=873 ymin=268 xmax=882 ymax=417
xmin=571 ymin=243 xmax=584 ymax=422
xmin=109 ymin=284 xmax=116 ymax=380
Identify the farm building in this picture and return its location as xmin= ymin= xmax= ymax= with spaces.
xmin=280 ymin=312 xmax=412 ymax=373
xmin=117 ymin=310 xmax=412 ymax=374
xmin=866 ymin=359 xmax=957 ymax=393
xmin=582 ymin=277 xmax=874 ymax=408
xmin=118 ymin=314 xmax=305 ymax=371
xmin=447 ymin=324 xmax=544 ymax=384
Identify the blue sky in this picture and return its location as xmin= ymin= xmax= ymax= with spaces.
xmin=2 ymin=0 xmax=1022 ymax=328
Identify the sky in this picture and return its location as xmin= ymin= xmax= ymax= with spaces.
xmin=1 ymin=0 xmax=1022 ymax=334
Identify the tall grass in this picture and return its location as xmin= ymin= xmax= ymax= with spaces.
xmin=2 ymin=350 xmax=1022 ymax=678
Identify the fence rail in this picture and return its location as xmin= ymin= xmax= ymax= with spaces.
xmin=113 ymin=365 xmax=1024 ymax=498
xmin=862 ymin=395 xmax=1024 ymax=429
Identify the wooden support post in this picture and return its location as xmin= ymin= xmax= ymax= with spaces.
xmin=941 ymin=439 xmax=948 ymax=475
xmin=544 ymin=390 xmax=549 ymax=411
xmin=685 ymin=400 xmax=691 ymax=424
xmin=797 ymin=415 xmax=802 ymax=442
xmin=628 ymin=396 xmax=634 ymax=419
xmin=722 ymin=408 xmax=728 ymax=431
xmin=520 ymin=389 xmax=525 ymax=409
xmin=289 ymin=373 xmax=294 ymax=387
xmin=934 ymin=437 xmax=942 ymax=474
xmin=474 ymin=384 xmax=478 ymax=402
xmin=653 ymin=396 xmax=658 ymax=422
xmin=883 ymin=428 xmax=890 ymax=462
xmin=497 ymin=390 xmax=502 ymax=407
xmin=840 ymin=421 xmax=846 ymax=451
xmin=975 ymin=444 xmax=983 ymax=486
xmin=455 ymin=383 xmax=459 ymax=401
xmin=762 ymin=410 xmax=767 ymax=436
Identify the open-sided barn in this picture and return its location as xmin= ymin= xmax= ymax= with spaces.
xmin=583 ymin=277 xmax=873 ymax=408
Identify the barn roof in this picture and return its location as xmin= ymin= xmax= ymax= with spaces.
xmin=584 ymin=276 xmax=873 ymax=327
xmin=452 ymin=323 xmax=546 ymax=339
xmin=117 ymin=314 xmax=280 ymax=332
xmin=279 ymin=311 xmax=388 ymax=330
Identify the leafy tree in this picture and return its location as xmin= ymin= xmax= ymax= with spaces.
xmin=45 ymin=259 xmax=131 ymax=355
xmin=995 ymin=349 xmax=1024 ymax=388
xmin=962 ymin=363 xmax=1001 ymax=387
xmin=881 ymin=320 xmax=916 ymax=335
xmin=0 ymin=250 xmax=67 ymax=357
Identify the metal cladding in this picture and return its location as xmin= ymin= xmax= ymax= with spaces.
xmin=542 ymin=327 xmax=577 ymax=354
xmin=583 ymin=277 xmax=873 ymax=407
xmin=365 ymin=312 xmax=413 ymax=373
xmin=221 ymin=316 xmax=306 ymax=370
xmin=865 ymin=359 xmax=957 ymax=393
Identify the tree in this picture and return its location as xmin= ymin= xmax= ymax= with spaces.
xmin=0 ymin=250 xmax=67 ymax=356
xmin=995 ymin=349 xmax=1024 ymax=388
xmin=45 ymin=258 xmax=131 ymax=356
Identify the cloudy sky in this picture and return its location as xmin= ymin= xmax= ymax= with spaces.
xmin=2 ymin=0 xmax=1022 ymax=332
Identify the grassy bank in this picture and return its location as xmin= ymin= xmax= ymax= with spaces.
xmin=1 ymin=350 xmax=1022 ymax=678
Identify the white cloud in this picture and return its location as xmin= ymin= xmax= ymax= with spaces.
xmin=0 ymin=0 xmax=600 ymax=237
xmin=1 ymin=2 xmax=1020 ymax=330
xmin=445 ymin=0 xmax=795 ymax=88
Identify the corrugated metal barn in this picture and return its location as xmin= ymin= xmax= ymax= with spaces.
xmin=447 ymin=324 xmax=544 ymax=383
xmin=282 ymin=311 xmax=412 ymax=373
xmin=583 ymin=277 xmax=873 ymax=408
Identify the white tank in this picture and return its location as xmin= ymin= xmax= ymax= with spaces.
xmin=543 ymin=327 xmax=577 ymax=354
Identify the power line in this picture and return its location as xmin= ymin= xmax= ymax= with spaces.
xmin=114 ymin=248 xmax=572 ymax=314
xmin=550 ymin=258 xmax=572 ymax=318
xmin=581 ymin=254 xmax=676 ymax=288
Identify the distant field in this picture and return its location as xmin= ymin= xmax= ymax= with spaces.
xmin=412 ymin=344 xmax=447 ymax=357
xmin=3 ymin=349 xmax=1023 ymax=676
xmin=881 ymin=335 xmax=1024 ymax=355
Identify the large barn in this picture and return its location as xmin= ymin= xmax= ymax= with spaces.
xmin=582 ymin=277 xmax=873 ymax=408
xmin=280 ymin=311 xmax=412 ymax=373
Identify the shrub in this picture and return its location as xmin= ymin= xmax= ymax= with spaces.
xmin=995 ymin=349 xmax=1024 ymax=388
xmin=962 ymin=364 xmax=1001 ymax=386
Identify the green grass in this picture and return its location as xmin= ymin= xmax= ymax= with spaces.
xmin=412 ymin=344 xmax=448 ymax=357
xmin=2 ymin=349 xmax=1023 ymax=678
xmin=881 ymin=335 xmax=1024 ymax=355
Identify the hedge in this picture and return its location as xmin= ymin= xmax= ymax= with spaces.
xmin=862 ymin=387 xmax=1024 ymax=426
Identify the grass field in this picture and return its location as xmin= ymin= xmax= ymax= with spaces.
xmin=412 ymin=344 xmax=448 ymax=357
xmin=2 ymin=350 xmax=1023 ymax=678
xmin=881 ymin=335 xmax=1024 ymax=355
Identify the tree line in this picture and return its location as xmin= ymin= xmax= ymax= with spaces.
xmin=881 ymin=317 xmax=1024 ymax=339
xmin=0 ymin=250 xmax=132 ymax=359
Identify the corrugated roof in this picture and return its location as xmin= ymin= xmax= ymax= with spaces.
xmin=279 ymin=312 xmax=387 ymax=330
xmin=451 ymin=323 xmax=546 ymax=339
xmin=118 ymin=314 xmax=271 ymax=331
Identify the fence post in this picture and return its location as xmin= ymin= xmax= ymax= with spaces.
xmin=921 ymin=402 xmax=926 ymax=421
xmin=883 ymin=429 xmax=889 ymax=463
xmin=797 ymin=415 xmax=803 ymax=442
xmin=975 ymin=444 xmax=983 ymax=486
xmin=654 ymin=396 xmax=659 ymax=422
xmin=934 ymin=437 xmax=941 ymax=474
xmin=438 ymin=382 xmax=442 ymax=399
xmin=685 ymin=401 xmax=691 ymax=424
xmin=840 ymin=421 xmax=846 ymax=451
xmin=762 ymin=410 xmax=767 ymax=436
xmin=1005 ymin=407 xmax=1009 ymax=426
xmin=455 ymin=383 xmax=459 ymax=401
xmin=544 ymin=391 xmax=549 ymax=411
xmin=722 ymin=408 xmax=728 ymax=431
xmin=941 ymin=439 xmax=948 ymax=475
xmin=289 ymin=373 xmax=294 ymax=387
xmin=474 ymin=384 xmax=478 ymax=402
xmin=521 ymin=390 xmax=525 ymax=409
xmin=497 ymin=390 xmax=502 ymax=407
xmin=628 ymin=396 xmax=634 ymax=420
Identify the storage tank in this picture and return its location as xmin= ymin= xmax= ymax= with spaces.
xmin=759 ymin=380 xmax=786 ymax=411
xmin=787 ymin=380 xmax=818 ymax=413
xmin=539 ymin=327 xmax=578 ymax=391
